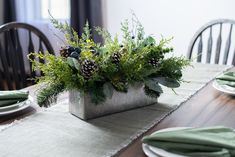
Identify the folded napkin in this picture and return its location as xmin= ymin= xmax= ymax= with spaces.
xmin=142 ymin=126 xmax=235 ymax=157
xmin=216 ymin=72 xmax=235 ymax=87
xmin=0 ymin=90 xmax=28 ymax=107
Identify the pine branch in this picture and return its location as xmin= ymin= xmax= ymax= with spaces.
xmin=37 ymin=83 xmax=65 ymax=107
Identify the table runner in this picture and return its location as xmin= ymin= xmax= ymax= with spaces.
xmin=0 ymin=63 xmax=231 ymax=157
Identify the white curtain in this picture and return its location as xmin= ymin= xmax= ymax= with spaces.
xmin=15 ymin=0 xmax=67 ymax=57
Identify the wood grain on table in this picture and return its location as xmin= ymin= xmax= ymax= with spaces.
xmin=115 ymin=81 xmax=235 ymax=157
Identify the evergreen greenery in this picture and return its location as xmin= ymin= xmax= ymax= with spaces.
xmin=28 ymin=16 xmax=190 ymax=107
xmin=37 ymin=83 xmax=65 ymax=107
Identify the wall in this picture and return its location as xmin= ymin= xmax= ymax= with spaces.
xmin=104 ymin=0 xmax=235 ymax=57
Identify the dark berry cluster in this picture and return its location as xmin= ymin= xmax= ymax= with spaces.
xmin=162 ymin=47 xmax=173 ymax=53
xmin=60 ymin=46 xmax=81 ymax=59
xmin=80 ymin=59 xmax=98 ymax=79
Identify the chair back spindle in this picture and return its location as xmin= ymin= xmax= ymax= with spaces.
xmin=187 ymin=19 xmax=235 ymax=65
xmin=0 ymin=22 xmax=54 ymax=90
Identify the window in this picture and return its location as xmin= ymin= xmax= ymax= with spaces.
xmin=16 ymin=0 xmax=70 ymax=21
xmin=15 ymin=0 xmax=70 ymax=56
xmin=41 ymin=0 xmax=70 ymax=20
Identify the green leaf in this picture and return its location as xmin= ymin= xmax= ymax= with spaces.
xmin=67 ymin=57 xmax=74 ymax=66
xmin=144 ymin=36 xmax=155 ymax=45
xmin=103 ymin=82 xmax=113 ymax=99
xmin=139 ymin=36 xmax=155 ymax=47
xmin=142 ymin=68 xmax=158 ymax=77
xmin=67 ymin=57 xmax=80 ymax=70
xmin=144 ymin=79 xmax=163 ymax=93
xmin=153 ymin=77 xmax=180 ymax=88
xmin=144 ymin=86 xmax=160 ymax=98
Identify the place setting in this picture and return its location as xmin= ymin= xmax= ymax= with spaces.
xmin=142 ymin=126 xmax=235 ymax=157
xmin=213 ymin=71 xmax=235 ymax=96
xmin=0 ymin=90 xmax=33 ymax=116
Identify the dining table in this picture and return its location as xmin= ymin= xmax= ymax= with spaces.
xmin=0 ymin=62 xmax=235 ymax=157
xmin=115 ymin=69 xmax=235 ymax=157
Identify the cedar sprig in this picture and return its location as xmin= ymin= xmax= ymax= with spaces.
xmin=95 ymin=26 xmax=112 ymax=44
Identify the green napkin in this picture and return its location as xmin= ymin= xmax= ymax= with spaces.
xmin=142 ymin=126 xmax=235 ymax=157
xmin=216 ymin=72 xmax=235 ymax=87
xmin=0 ymin=90 xmax=28 ymax=107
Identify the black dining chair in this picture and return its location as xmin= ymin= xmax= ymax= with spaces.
xmin=187 ymin=19 xmax=235 ymax=65
xmin=0 ymin=22 xmax=54 ymax=90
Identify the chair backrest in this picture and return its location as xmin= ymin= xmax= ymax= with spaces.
xmin=187 ymin=19 xmax=235 ymax=65
xmin=0 ymin=22 xmax=54 ymax=90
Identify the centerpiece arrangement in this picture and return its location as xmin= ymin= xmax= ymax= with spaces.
xmin=28 ymin=16 xmax=189 ymax=120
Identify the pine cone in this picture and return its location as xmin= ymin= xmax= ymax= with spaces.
xmin=119 ymin=47 xmax=128 ymax=55
xmin=148 ymin=58 xmax=160 ymax=67
xmin=111 ymin=47 xmax=127 ymax=64
xmin=60 ymin=47 xmax=70 ymax=57
xmin=80 ymin=59 xmax=98 ymax=79
xmin=111 ymin=52 xmax=122 ymax=64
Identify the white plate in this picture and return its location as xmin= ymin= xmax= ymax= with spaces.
xmin=0 ymin=96 xmax=33 ymax=116
xmin=142 ymin=127 xmax=190 ymax=157
xmin=212 ymin=80 xmax=235 ymax=96
xmin=0 ymin=101 xmax=23 ymax=111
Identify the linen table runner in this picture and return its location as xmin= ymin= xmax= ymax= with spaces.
xmin=0 ymin=63 xmax=231 ymax=157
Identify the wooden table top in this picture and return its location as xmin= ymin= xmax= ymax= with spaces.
xmin=115 ymin=80 xmax=235 ymax=157
xmin=1 ymin=71 xmax=235 ymax=157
